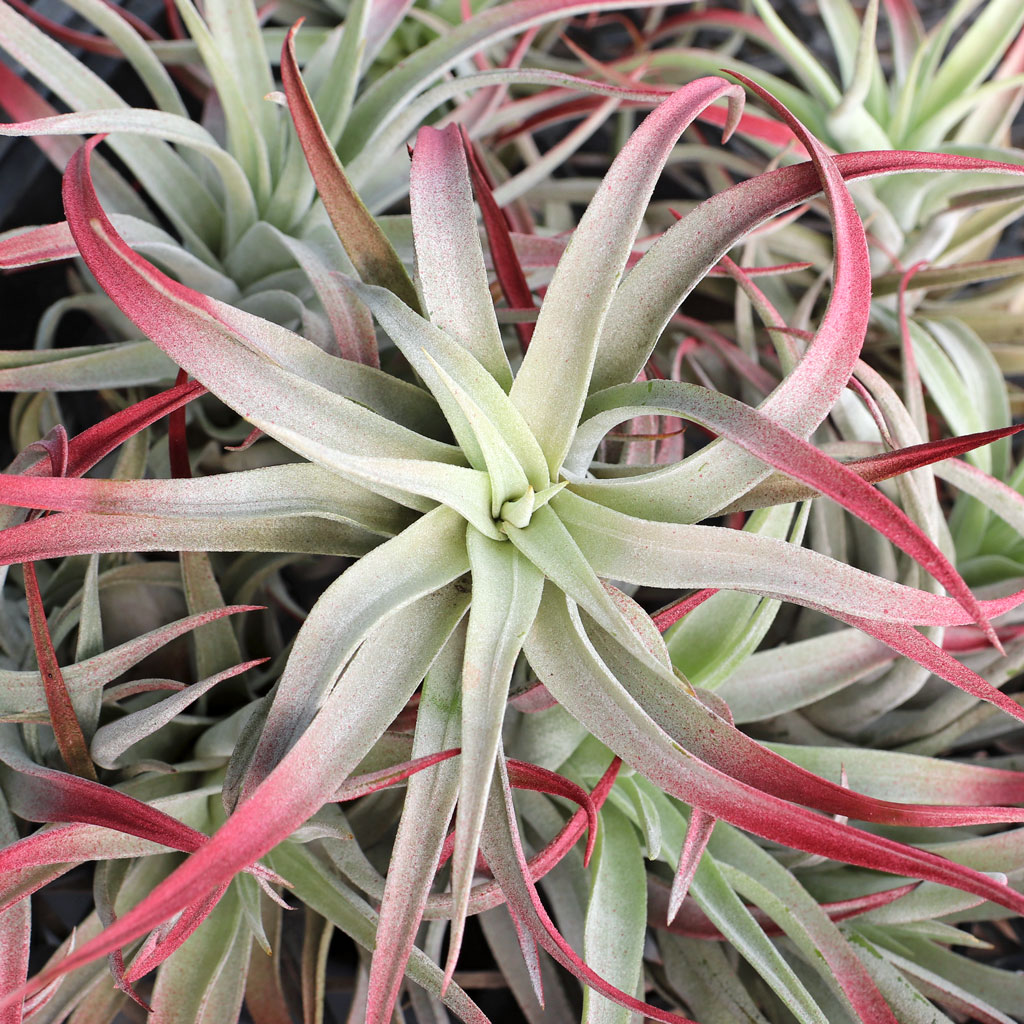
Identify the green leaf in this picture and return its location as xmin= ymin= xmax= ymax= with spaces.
xmin=710 ymin=825 xmax=895 ymax=1024
xmin=504 ymin=504 xmax=675 ymax=680
xmin=410 ymin=125 xmax=511 ymax=388
xmin=422 ymin=354 xmax=530 ymax=517
xmin=447 ymin=532 xmax=543 ymax=980
xmin=145 ymin=882 xmax=249 ymax=1024
xmin=0 ymin=1 xmax=221 ymax=253
xmin=247 ymin=425 xmax=499 ymax=539
xmin=747 ymin=0 xmax=842 ymax=105
xmin=692 ymin=853 xmax=829 ymax=1024
xmin=169 ymin=0 xmax=272 ymax=204
xmin=181 ymin=551 xmax=242 ymax=680
xmin=913 ymin=0 xmax=1024 ymax=131
xmin=267 ymin=843 xmax=491 ymax=1023
xmin=60 ymin=0 xmax=187 ymax=118
xmin=665 ymin=502 xmax=806 ymax=688
xmin=367 ymin=623 xmax=464 ymax=1024
xmin=660 ymin=933 xmax=772 ymax=1024
xmin=582 ymin=803 xmax=647 ymax=1024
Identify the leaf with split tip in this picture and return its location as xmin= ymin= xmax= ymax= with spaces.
xmin=90 ymin=660 xmax=265 ymax=770
xmin=445 ymin=530 xmax=543 ymax=989
xmin=0 ymin=606 xmax=256 ymax=723
xmin=280 ymin=21 xmax=420 ymax=313
xmin=509 ymin=75 xmax=744 ymax=477
xmin=410 ymin=124 xmax=512 ymax=388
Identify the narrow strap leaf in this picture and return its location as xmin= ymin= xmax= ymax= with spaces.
xmin=366 ymin=627 xmax=464 ymax=1024
xmin=525 ymin=589 xmax=1024 ymax=916
xmin=569 ymin=378 xmax=997 ymax=637
xmin=410 ymin=125 xmax=511 ymax=388
xmin=422 ymin=353 xmax=529 ymax=517
xmin=281 ymin=23 xmax=421 ymax=312
xmin=242 ymin=506 xmax=470 ymax=797
xmin=62 ymin=137 xmax=458 ymax=466
xmin=445 ymin=532 xmax=543 ymax=986
xmin=22 ymin=564 xmax=96 ymax=781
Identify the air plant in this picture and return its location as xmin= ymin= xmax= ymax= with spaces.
xmin=5 ymin=7 xmax=1024 ymax=1023
xmin=4 ymin=2 xmax=1024 ymax=1015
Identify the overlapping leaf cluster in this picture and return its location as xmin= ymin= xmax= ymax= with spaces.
xmin=3 ymin=2 xmax=1024 ymax=1023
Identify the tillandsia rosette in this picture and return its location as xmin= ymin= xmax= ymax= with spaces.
xmin=7 ymin=14 xmax=1024 ymax=1024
